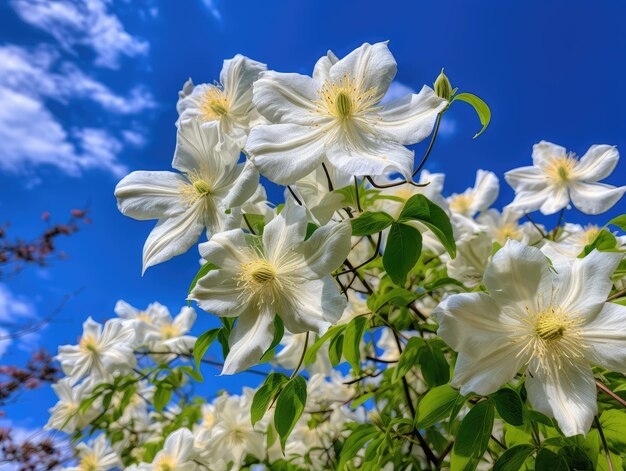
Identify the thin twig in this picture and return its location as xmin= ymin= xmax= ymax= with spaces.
xmin=335 ymin=233 xmax=382 ymax=276
xmin=322 ymin=163 xmax=334 ymax=192
xmin=595 ymin=416 xmax=615 ymax=471
xmin=354 ymin=176 xmax=362 ymax=213
xmin=596 ymin=379 xmax=626 ymax=408
xmin=287 ymin=186 xmax=303 ymax=205
xmin=242 ymin=213 xmax=256 ymax=235
xmin=413 ymin=112 xmax=442 ymax=177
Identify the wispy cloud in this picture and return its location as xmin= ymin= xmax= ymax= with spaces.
xmin=0 ymin=284 xmax=37 ymax=357
xmin=201 ymin=0 xmax=222 ymax=21
xmin=10 ymin=0 xmax=149 ymax=69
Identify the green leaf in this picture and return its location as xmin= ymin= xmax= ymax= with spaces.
xmin=607 ymin=214 xmax=626 ymax=232
xmin=535 ymin=448 xmax=568 ymax=470
xmin=187 ymin=262 xmax=219 ymax=305
xmin=274 ymin=376 xmax=307 ymax=451
xmin=383 ymin=222 xmax=422 ymax=286
xmin=337 ymin=424 xmax=378 ymax=469
xmin=370 ymin=287 xmax=419 ymax=313
xmin=491 ymin=387 xmax=524 ymax=426
xmin=582 ymin=229 xmax=618 ymax=255
xmin=400 ymin=195 xmax=456 ymax=257
xmin=493 ymin=444 xmax=535 ymax=471
xmin=343 ymin=316 xmax=368 ymax=373
xmin=418 ymin=341 xmax=450 ymax=387
xmin=452 ymin=399 xmax=495 ymax=471
xmin=558 ymin=446 xmax=594 ymax=470
xmin=193 ymin=328 xmax=220 ymax=370
xmin=304 ymin=324 xmax=346 ymax=366
xmin=398 ymin=193 xmax=430 ymax=222
xmin=451 ymin=92 xmax=491 ymax=138
xmin=392 ymin=337 xmax=425 ymax=384
xmin=350 ymin=392 xmax=374 ymax=410
xmin=260 ymin=316 xmax=285 ymax=363
xmin=153 ymin=385 xmax=172 ymax=413
xmin=329 ymin=332 xmax=344 ymax=367
xmin=251 ymin=372 xmax=289 ymax=426
xmin=416 ymin=384 xmax=460 ymax=429
xmin=599 ymin=409 xmax=626 ymax=454
xmin=351 ymin=211 xmax=394 ymax=236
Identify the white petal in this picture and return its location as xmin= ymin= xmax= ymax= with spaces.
xmin=199 ymin=228 xmax=249 ymax=270
xmin=222 ymin=305 xmax=275 ymax=375
xmin=504 ymin=166 xmax=547 ymax=191
xmin=569 ymin=181 xmax=626 ymax=215
xmin=221 ymin=54 xmax=267 ymax=114
xmin=539 ymin=185 xmax=570 ymax=215
xmin=377 ymin=85 xmax=447 ymax=145
xmin=298 ymin=220 xmax=351 ymax=277
xmin=246 ymin=124 xmax=327 ymax=185
xmin=452 ymin=346 xmax=528 ymax=396
xmin=279 ymin=277 xmax=346 ymax=334
xmin=263 ymin=200 xmax=308 ymax=265
xmin=470 ymin=170 xmax=499 ymax=213
xmin=552 ymin=250 xmax=623 ymax=318
xmin=326 ymin=135 xmax=413 ymax=179
xmin=574 ymin=145 xmax=619 ymax=182
xmin=222 ymin=159 xmax=260 ymax=209
xmin=526 ymin=359 xmax=597 ymax=436
xmin=163 ymin=428 xmax=194 ymax=463
xmin=142 ymin=205 xmax=205 ymax=273
xmin=190 ymin=268 xmax=243 ymax=317
xmin=434 ymin=292 xmax=521 ymax=359
xmin=532 ymin=141 xmax=567 ymax=169
xmin=252 ymin=71 xmax=320 ymax=125
xmin=505 ymin=186 xmax=559 ymax=215
xmin=115 ymin=171 xmax=187 ymax=220
xmin=483 ymin=240 xmax=553 ymax=313
xmin=581 ymin=302 xmax=626 ymax=372
xmin=329 ymin=42 xmax=397 ymax=101
xmin=312 ymin=50 xmax=339 ymax=81
xmin=173 ymin=307 xmax=197 ymax=333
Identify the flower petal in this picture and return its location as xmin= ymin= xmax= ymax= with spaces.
xmin=532 ymin=141 xmax=567 ymax=170
xmin=221 ymin=54 xmax=267 ymax=114
xmin=483 ymin=240 xmax=553 ymax=313
xmin=552 ymin=249 xmax=623 ymax=318
xmin=526 ymin=359 xmax=596 ymax=437
xmin=263 ymin=200 xmax=308 ymax=265
xmin=222 ymin=305 xmax=275 ymax=375
xmin=142 ymin=205 xmax=205 ymax=273
xmin=312 ymin=50 xmax=339 ymax=81
xmin=329 ymin=42 xmax=397 ymax=101
xmin=469 ymin=170 xmax=499 ymax=213
xmin=569 ymin=181 xmax=626 ymax=215
xmin=163 ymin=428 xmax=194 ymax=463
xmin=581 ymin=302 xmax=626 ymax=372
xmin=252 ymin=71 xmax=320 ymax=125
xmin=504 ymin=166 xmax=547 ymax=191
xmin=115 ymin=171 xmax=187 ymax=221
xmin=222 ymin=159 xmax=260 ymax=209
xmin=246 ymin=123 xmax=327 ymax=185
xmin=539 ymin=184 xmax=570 ymax=215
xmin=505 ymin=185 xmax=564 ymax=215
xmin=279 ymin=276 xmax=346 ymax=334
xmin=574 ymin=144 xmax=619 ymax=182
xmin=377 ymin=85 xmax=447 ymax=145
xmin=298 ymin=220 xmax=352 ymax=277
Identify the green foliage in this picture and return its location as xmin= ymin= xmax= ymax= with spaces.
xmin=415 ymin=384 xmax=460 ymax=429
xmin=251 ymin=372 xmax=289 ymax=426
xmin=493 ymin=444 xmax=535 ymax=471
xmin=383 ymin=222 xmax=422 ymax=285
xmin=451 ymin=399 xmax=495 ymax=471
xmin=274 ymin=376 xmax=308 ymax=451
xmin=343 ymin=315 xmax=368 ymax=373
xmin=491 ymin=387 xmax=524 ymax=426
xmin=451 ymin=92 xmax=491 ymax=138
xmin=351 ymin=211 xmax=394 ymax=236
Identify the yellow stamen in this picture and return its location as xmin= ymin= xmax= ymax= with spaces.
xmin=449 ymin=194 xmax=472 ymax=214
xmin=79 ymin=453 xmax=99 ymax=471
xmin=200 ymin=86 xmax=230 ymax=121
xmin=314 ymin=75 xmax=379 ymax=121
xmin=544 ymin=154 xmax=577 ymax=184
xmin=79 ymin=334 xmax=99 ymax=354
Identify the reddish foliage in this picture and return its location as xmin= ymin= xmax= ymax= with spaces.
xmin=0 ymin=350 xmax=60 ymax=406
xmin=0 ymin=426 xmax=68 ymax=471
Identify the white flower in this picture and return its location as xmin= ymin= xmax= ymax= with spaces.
xmin=245 ymin=42 xmax=447 ymax=185
xmin=64 ymin=435 xmax=121 ymax=471
xmin=434 ymin=240 xmax=626 ymax=436
xmin=476 ymin=208 xmax=544 ymax=246
xmin=541 ymin=223 xmax=626 ymax=260
xmin=115 ymin=300 xmax=171 ymax=334
xmin=177 ymin=55 xmax=267 ymax=147
xmin=115 ymin=119 xmax=260 ymax=272
xmin=46 ymin=379 xmax=97 ymax=432
xmin=447 ymin=169 xmax=499 ymax=217
xmin=189 ymin=202 xmax=351 ymax=374
xmin=139 ymin=306 xmax=197 ymax=355
xmin=57 ymin=318 xmax=136 ymax=384
xmin=505 ymin=141 xmax=625 ymax=215
xmin=274 ymin=331 xmax=332 ymax=376
xmin=139 ymin=428 xmax=197 ymax=471
xmin=446 ymin=231 xmax=492 ymax=287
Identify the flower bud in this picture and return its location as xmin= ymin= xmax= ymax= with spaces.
xmin=434 ymin=68 xmax=452 ymax=101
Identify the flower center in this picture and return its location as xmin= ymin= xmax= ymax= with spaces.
xmin=200 ymin=86 xmax=230 ymax=121
xmin=449 ymin=194 xmax=472 ymax=214
xmin=335 ymin=91 xmax=353 ymax=119
xmin=495 ymin=223 xmax=522 ymax=244
xmin=160 ymin=324 xmax=181 ymax=340
xmin=242 ymin=259 xmax=276 ymax=285
xmin=314 ymin=75 xmax=379 ymax=121
xmin=193 ymin=179 xmax=212 ymax=197
xmin=180 ymin=172 xmax=214 ymax=205
xmin=79 ymin=453 xmax=99 ymax=471
xmin=79 ymin=334 xmax=99 ymax=354
xmin=535 ymin=314 xmax=566 ymax=341
xmin=545 ymin=155 xmax=577 ymax=184
xmin=155 ymin=455 xmax=175 ymax=471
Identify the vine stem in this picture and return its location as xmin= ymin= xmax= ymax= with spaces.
xmin=595 ymin=416 xmax=615 ymax=471
xmin=413 ymin=112 xmax=442 ymax=178
xmin=290 ymin=332 xmax=309 ymax=379
xmin=596 ymin=379 xmax=626 ymax=408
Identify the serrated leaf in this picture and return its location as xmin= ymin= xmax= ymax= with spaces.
xmin=452 ymin=92 xmax=491 ymax=138
xmin=351 ymin=211 xmax=394 ymax=236
xmin=383 ymin=222 xmax=422 ymax=286
xmin=274 ymin=376 xmax=307 ymax=451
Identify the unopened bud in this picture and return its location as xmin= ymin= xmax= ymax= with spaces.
xmin=434 ymin=68 xmax=452 ymax=101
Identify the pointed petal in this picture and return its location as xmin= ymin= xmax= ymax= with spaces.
xmin=222 ymin=159 xmax=260 ymax=209
xmin=526 ymin=359 xmax=596 ymax=436
xmin=163 ymin=428 xmax=194 ymax=462
xmin=221 ymin=54 xmax=267 ymax=114
xmin=581 ymin=302 xmax=626 ymax=372
xmin=574 ymin=145 xmax=619 ymax=182
xmin=313 ymin=50 xmax=339 ymax=80
xmin=504 ymin=166 xmax=547 ymax=191
xmin=115 ymin=171 xmax=187 ymax=220
xmin=329 ymin=42 xmax=397 ymax=101
xmin=298 ymin=220 xmax=351 ymax=277
xmin=539 ymin=185 xmax=570 ymax=215
xmin=246 ymin=124 xmax=327 ymax=185
xmin=263 ymin=200 xmax=307 ymax=265
xmin=569 ymin=181 xmax=626 ymax=215
xmin=142 ymin=206 xmax=204 ymax=273
xmin=532 ymin=141 xmax=567 ymax=169
xmin=222 ymin=305 xmax=275 ymax=375
xmin=377 ymin=85 xmax=447 ymax=145
xmin=470 ymin=170 xmax=499 ymax=213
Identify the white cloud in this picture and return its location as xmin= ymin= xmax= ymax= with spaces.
xmin=10 ymin=0 xmax=149 ymax=69
xmin=202 ymin=0 xmax=222 ymax=21
xmin=0 ymin=284 xmax=37 ymax=357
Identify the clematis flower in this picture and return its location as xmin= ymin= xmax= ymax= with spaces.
xmin=177 ymin=55 xmax=267 ymax=148
xmin=57 ymin=318 xmax=136 ymax=384
xmin=115 ymin=119 xmax=260 ymax=273
xmin=505 ymin=141 xmax=625 ymax=215
xmin=189 ymin=203 xmax=351 ymax=374
xmin=245 ymin=42 xmax=447 ymax=185
xmin=476 ymin=208 xmax=544 ymax=246
xmin=434 ymin=240 xmax=626 ymax=436
xmin=46 ymin=378 xmax=98 ymax=432
xmin=446 ymin=231 xmax=492 ymax=287
xmin=541 ymin=223 xmax=626 ymax=260
xmin=447 ymin=169 xmax=499 ymax=218
xmin=65 ymin=434 xmax=121 ymax=471
xmin=139 ymin=428 xmax=197 ymax=471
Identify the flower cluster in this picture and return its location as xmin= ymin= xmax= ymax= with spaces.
xmin=39 ymin=42 xmax=626 ymax=470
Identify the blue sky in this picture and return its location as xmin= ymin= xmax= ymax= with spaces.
xmin=1 ymin=0 xmax=625 ymax=431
